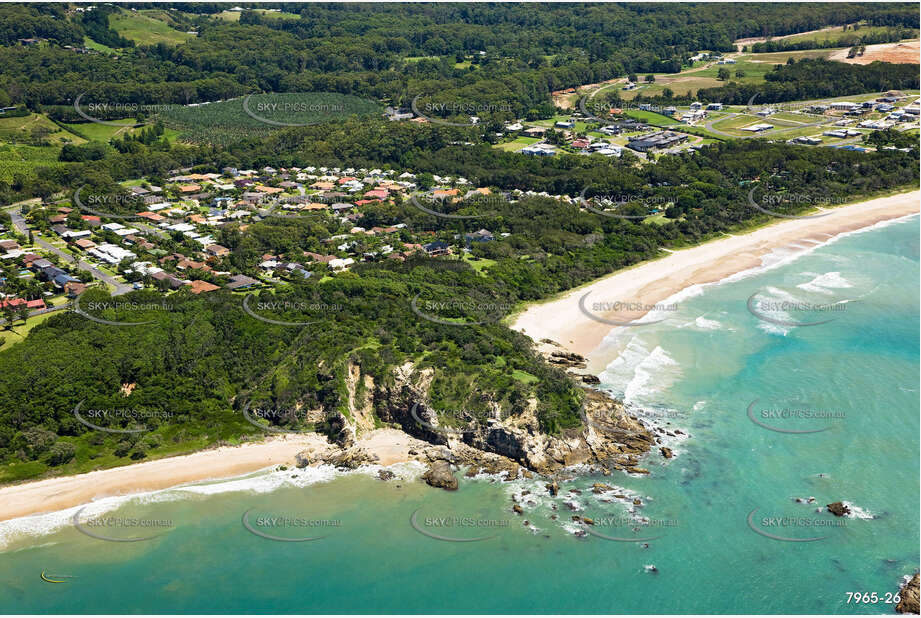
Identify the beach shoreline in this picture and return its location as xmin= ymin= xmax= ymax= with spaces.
xmin=0 ymin=428 xmax=424 ymax=523
xmin=2 ymin=190 xmax=918 ymax=525
xmin=511 ymin=190 xmax=920 ymax=372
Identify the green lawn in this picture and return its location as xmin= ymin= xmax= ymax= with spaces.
xmin=462 ymin=253 xmax=497 ymax=273
xmin=0 ymin=310 xmax=58 ymax=352
xmin=511 ymin=369 xmax=539 ymax=384
xmin=624 ymin=109 xmax=681 ymax=127
xmin=493 ymin=136 xmax=540 ymax=152
xmin=83 ymin=36 xmax=117 ymax=55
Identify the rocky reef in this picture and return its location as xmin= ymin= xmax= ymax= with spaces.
xmin=897 ymin=573 xmax=919 ymax=614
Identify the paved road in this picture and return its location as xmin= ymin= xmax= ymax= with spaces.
xmin=9 ymin=206 xmax=133 ymax=296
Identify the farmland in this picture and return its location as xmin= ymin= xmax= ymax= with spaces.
xmin=158 ymin=93 xmax=382 ymax=145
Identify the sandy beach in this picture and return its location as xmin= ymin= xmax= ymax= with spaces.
xmin=512 ymin=190 xmax=920 ymax=370
xmin=0 ymin=428 xmax=423 ymax=522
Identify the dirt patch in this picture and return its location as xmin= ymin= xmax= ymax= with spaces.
xmin=828 ymin=40 xmax=920 ymax=65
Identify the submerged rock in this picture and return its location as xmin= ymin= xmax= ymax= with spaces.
xmin=378 ymin=469 xmax=395 ymax=481
xmin=422 ymin=460 xmax=458 ymax=491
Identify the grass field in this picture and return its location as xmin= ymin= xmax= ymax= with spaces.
xmin=778 ymin=25 xmax=918 ymax=47
xmin=744 ymin=49 xmax=836 ymax=63
xmin=82 ymin=36 xmax=117 ymax=55
xmin=624 ymin=109 xmax=681 ymax=127
xmin=214 ymin=8 xmax=300 ymax=22
xmin=493 ymin=136 xmax=540 ymax=152
xmin=0 ymin=113 xmax=85 ymax=147
xmin=60 ymin=119 xmax=140 ymax=142
xmin=110 ymin=9 xmax=194 ymax=46
xmin=0 ymin=310 xmax=58 ymax=352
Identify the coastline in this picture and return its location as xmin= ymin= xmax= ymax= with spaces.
xmin=0 ymin=428 xmax=425 ymax=523
xmin=511 ymin=190 xmax=920 ymax=372
xmin=1 ymin=189 xmax=918 ymax=525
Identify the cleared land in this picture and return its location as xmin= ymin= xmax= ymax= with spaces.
xmin=110 ymin=9 xmax=194 ymax=46
xmin=828 ymin=40 xmax=920 ymax=65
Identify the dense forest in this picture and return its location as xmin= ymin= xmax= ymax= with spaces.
xmin=1 ymin=2 xmax=917 ymax=113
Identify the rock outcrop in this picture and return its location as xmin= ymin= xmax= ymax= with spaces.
xmin=422 ymin=460 xmax=458 ymax=491
xmin=826 ymin=501 xmax=850 ymax=517
xmin=896 ymin=573 xmax=919 ymax=614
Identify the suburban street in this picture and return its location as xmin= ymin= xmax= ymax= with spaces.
xmin=7 ymin=205 xmax=133 ymax=296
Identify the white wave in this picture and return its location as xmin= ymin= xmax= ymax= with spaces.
xmin=796 ymin=271 xmax=852 ymax=295
xmin=692 ymin=400 xmax=707 ymax=412
xmin=0 ymin=462 xmax=424 ymax=551
xmin=694 ymin=316 xmax=722 ymax=330
xmin=622 ymin=346 xmax=680 ymax=406
xmin=842 ymin=501 xmax=876 ymax=520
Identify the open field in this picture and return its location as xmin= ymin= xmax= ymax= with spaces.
xmin=60 ymin=119 xmax=140 ymax=142
xmin=110 ymin=9 xmax=194 ymax=46
xmin=780 ymin=25 xmax=918 ymax=46
xmin=0 ymin=113 xmax=85 ymax=147
xmin=493 ymin=136 xmax=540 ymax=152
xmin=214 ymin=8 xmax=300 ymax=22
xmin=744 ymin=49 xmax=836 ymax=63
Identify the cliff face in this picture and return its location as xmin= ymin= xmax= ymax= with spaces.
xmin=333 ymin=360 xmax=656 ymax=475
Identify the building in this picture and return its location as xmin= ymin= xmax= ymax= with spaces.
xmin=627 ymin=131 xmax=688 ymax=152
xmin=423 ymin=241 xmax=451 ymax=256
xmin=521 ymin=144 xmax=556 ymax=156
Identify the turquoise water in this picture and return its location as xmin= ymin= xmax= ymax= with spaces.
xmin=2 ymin=216 xmax=918 ymax=614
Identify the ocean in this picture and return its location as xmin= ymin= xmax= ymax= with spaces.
xmin=1 ymin=215 xmax=918 ymax=614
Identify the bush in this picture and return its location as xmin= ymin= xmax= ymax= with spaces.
xmin=48 ymin=441 xmax=75 ymax=465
